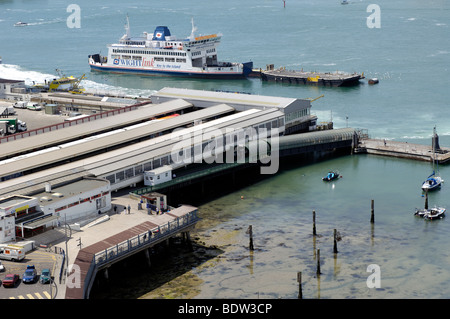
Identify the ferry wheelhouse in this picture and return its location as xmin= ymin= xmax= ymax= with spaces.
xmin=89 ymin=18 xmax=253 ymax=79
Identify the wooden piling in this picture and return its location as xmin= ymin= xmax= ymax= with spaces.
xmin=316 ymin=249 xmax=321 ymax=276
xmin=424 ymin=190 xmax=428 ymax=210
xmin=247 ymin=225 xmax=254 ymax=251
xmin=370 ymin=199 xmax=375 ymax=223
xmin=297 ymin=272 xmax=303 ymax=299
xmin=333 ymin=229 xmax=338 ymax=253
xmin=313 ymin=210 xmax=317 ymax=236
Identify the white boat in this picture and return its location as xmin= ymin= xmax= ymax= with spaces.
xmin=414 ymin=190 xmax=446 ymax=220
xmin=421 ymin=127 xmax=443 ymax=191
xmin=14 ymin=22 xmax=28 ymax=27
xmin=88 ymin=16 xmax=253 ymax=79
xmin=421 ymin=171 xmax=442 ymax=191
xmin=415 ymin=206 xmax=446 ymax=220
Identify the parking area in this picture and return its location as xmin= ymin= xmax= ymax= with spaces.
xmin=0 ymin=248 xmax=61 ymax=299
xmin=10 ymin=106 xmax=69 ymax=131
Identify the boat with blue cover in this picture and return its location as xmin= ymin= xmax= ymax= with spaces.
xmin=421 ymin=127 xmax=443 ymax=191
xmin=322 ymin=170 xmax=340 ymax=181
xmin=89 ymin=17 xmax=252 ymax=79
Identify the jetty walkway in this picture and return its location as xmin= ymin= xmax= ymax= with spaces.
xmin=45 ymin=193 xmax=200 ymax=299
xmin=356 ymin=138 xmax=450 ymax=164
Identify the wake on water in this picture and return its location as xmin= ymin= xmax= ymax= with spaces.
xmin=0 ymin=63 xmax=157 ymax=98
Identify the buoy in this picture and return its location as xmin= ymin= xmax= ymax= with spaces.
xmin=241 ymin=196 xmax=244 ymax=200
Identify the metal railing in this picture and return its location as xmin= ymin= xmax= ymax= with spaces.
xmin=133 ymin=162 xmax=244 ymax=195
xmin=92 ymin=209 xmax=199 ymax=266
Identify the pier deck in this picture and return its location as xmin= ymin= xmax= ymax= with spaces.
xmin=261 ymin=68 xmax=363 ymax=86
xmin=357 ymin=138 xmax=450 ymax=164
xmin=52 ymin=194 xmax=199 ymax=299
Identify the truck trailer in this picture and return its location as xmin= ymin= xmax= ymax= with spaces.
xmin=0 ymin=117 xmax=27 ymax=136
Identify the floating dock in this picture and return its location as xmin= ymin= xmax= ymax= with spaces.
xmin=259 ymin=65 xmax=363 ymax=87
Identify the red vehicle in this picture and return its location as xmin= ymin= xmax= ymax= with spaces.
xmin=2 ymin=274 xmax=20 ymax=287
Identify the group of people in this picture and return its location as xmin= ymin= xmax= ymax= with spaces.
xmin=112 ymin=203 xmax=167 ymax=215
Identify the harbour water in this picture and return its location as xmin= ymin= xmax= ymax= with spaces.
xmin=1 ymin=0 xmax=450 ymax=299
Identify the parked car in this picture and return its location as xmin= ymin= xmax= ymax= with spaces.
xmin=40 ymin=269 xmax=51 ymax=284
xmin=0 ymin=261 xmax=5 ymax=272
xmin=3 ymin=274 xmax=20 ymax=287
xmin=22 ymin=265 xmax=37 ymax=283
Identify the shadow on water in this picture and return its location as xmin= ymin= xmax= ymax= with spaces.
xmin=89 ymin=237 xmax=224 ymax=299
xmin=169 ymin=148 xmax=352 ymax=208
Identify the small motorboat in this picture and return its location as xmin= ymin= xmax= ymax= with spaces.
xmin=415 ymin=207 xmax=446 ymax=220
xmin=368 ymin=78 xmax=379 ymax=85
xmin=14 ymin=21 xmax=28 ymax=27
xmin=322 ymin=170 xmax=340 ymax=181
xmin=414 ymin=190 xmax=445 ymax=220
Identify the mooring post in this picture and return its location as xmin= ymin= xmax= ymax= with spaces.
xmin=313 ymin=210 xmax=316 ymax=236
xmin=333 ymin=229 xmax=338 ymax=253
xmin=297 ymin=271 xmax=303 ymax=299
xmin=424 ymin=190 xmax=428 ymax=210
xmin=247 ymin=225 xmax=254 ymax=251
xmin=316 ymin=249 xmax=321 ymax=276
xmin=370 ymin=199 xmax=375 ymax=223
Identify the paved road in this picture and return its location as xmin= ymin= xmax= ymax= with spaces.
xmin=0 ymin=249 xmax=61 ymax=299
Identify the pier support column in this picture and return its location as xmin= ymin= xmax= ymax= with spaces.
xmin=104 ymin=268 xmax=109 ymax=282
xmin=185 ymin=231 xmax=193 ymax=251
xmin=144 ymin=248 xmax=151 ymax=268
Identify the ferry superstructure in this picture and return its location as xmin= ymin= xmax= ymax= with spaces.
xmin=89 ymin=18 xmax=253 ymax=79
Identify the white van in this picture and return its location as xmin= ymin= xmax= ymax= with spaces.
xmin=13 ymin=101 xmax=26 ymax=109
xmin=26 ymin=102 xmax=42 ymax=111
xmin=0 ymin=245 xmax=25 ymax=262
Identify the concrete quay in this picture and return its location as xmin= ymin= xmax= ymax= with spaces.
xmin=356 ymin=138 xmax=450 ymax=164
xmin=32 ymin=190 xmax=199 ymax=299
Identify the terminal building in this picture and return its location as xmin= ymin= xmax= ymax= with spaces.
xmin=0 ymin=177 xmax=110 ymax=243
xmin=0 ymin=87 xmax=319 ymax=244
xmin=151 ymin=87 xmax=317 ymax=134
xmin=0 ymin=78 xmax=27 ymax=101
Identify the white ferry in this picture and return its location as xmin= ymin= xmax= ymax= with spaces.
xmin=89 ymin=17 xmax=253 ymax=79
